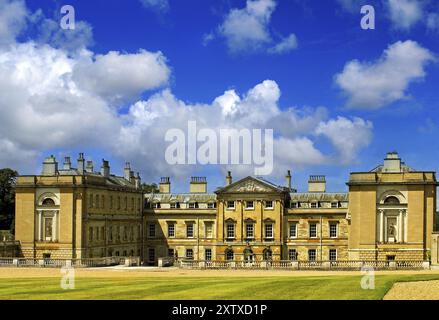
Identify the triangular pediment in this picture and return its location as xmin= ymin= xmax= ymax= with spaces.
xmin=216 ymin=176 xmax=283 ymax=194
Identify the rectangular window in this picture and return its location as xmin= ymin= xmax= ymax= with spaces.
xmin=226 ymin=201 xmax=235 ymax=209
xmin=152 ymin=202 xmax=161 ymax=209
xmin=331 ymin=202 xmax=339 ymax=208
xmin=205 ymin=222 xmax=213 ymax=238
xmin=207 ymin=203 xmax=216 ymax=209
xmin=109 ymin=226 xmax=113 ymax=242
xmin=329 ymin=223 xmax=338 ymax=238
xmin=246 ymin=223 xmax=254 ymax=239
xmin=291 ymin=202 xmax=298 ymax=208
xmin=188 ymin=202 xmax=198 ymax=209
xmin=89 ymin=227 xmax=93 ymax=241
xmin=170 ymin=202 xmax=180 ymax=209
xmin=168 ymin=223 xmax=175 ymax=238
xmin=265 ymin=201 xmax=273 ymax=209
xmin=168 ymin=249 xmax=174 ymax=257
xmin=308 ymin=249 xmax=316 ymax=261
xmin=149 ymin=223 xmax=156 ymax=238
xmin=205 ymin=249 xmax=212 ymax=261
xmin=265 ymin=224 xmax=273 ymax=239
xmin=289 ymin=222 xmax=297 ymax=238
xmin=245 ymin=201 xmax=254 ymax=209
xmin=186 ymin=223 xmax=194 ymax=238
xmin=186 ymin=248 xmax=194 ymax=260
xmin=311 ymin=202 xmax=318 ymax=208
xmin=329 ymin=249 xmax=337 ymax=261
xmin=148 ymin=248 xmax=155 ymax=262
xmin=226 ymin=223 xmax=235 ymax=239
xmin=288 ymin=249 xmax=298 ymax=261
xmin=309 ymin=223 xmax=317 ymax=238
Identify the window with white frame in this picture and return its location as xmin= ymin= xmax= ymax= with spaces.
xmin=186 ymin=248 xmax=194 ymax=260
xmin=226 ymin=201 xmax=235 ymax=209
xmin=264 ymin=223 xmax=274 ymax=239
xmin=310 ymin=202 xmax=318 ymax=208
xmin=246 ymin=223 xmax=254 ymax=239
xmin=188 ymin=202 xmax=198 ymax=209
xmin=331 ymin=202 xmax=339 ymax=208
xmin=205 ymin=248 xmax=212 ymax=261
xmin=329 ymin=222 xmax=338 ymax=238
xmin=207 ymin=202 xmax=216 ymax=209
xmin=186 ymin=223 xmax=194 ymax=238
xmin=168 ymin=223 xmax=175 ymax=238
xmin=289 ymin=222 xmax=297 ymax=238
xmin=309 ymin=223 xmax=317 ymax=238
xmin=226 ymin=223 xmax=235 ymax=239
xmin=265 ymin=200 xmax=273 ymax=209
xmin=152 ymin=202 xmax=161 ymax=209
xmin=170 ymin=202 xmax=180 ymax=209
xmin=245 ymin=201 xmax=254 ymax=209
xmin=291 ymin=202 xmax=298 ymax=208
xmin=308 ymin=249 xmax=316 ymax=261
xmin=288 ymin=249 xmax=298 ymax=261
xmin=149 ymin=223 xmax=156 ymax=238
xmin=329 ymin=249 xmax=337 ymax=261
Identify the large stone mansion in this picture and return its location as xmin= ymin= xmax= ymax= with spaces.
xmin=14 ymin=152 xmax=439 ymax=265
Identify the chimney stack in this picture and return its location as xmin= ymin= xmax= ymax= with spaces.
xmin=190 ymin=177 xmax=207 ymax=194
xmin=77 ymin=153 xmax=85 ymax=174
xmin=226 ymin=171 xmax=232 ymax=186
xmin=308 ymin=175 xmax=326 ymax=193
xmin=134 ymin=172 xmax=141 ymax=190
xmin=124 ymin=162 xmax=131 ymax=181
xmin=286 ymin=170 xmax=292 ymax=191
xmin=159 ymin=177 xmax=171 ymax=193
xmin=130 ymin=170 xmax=135 ymax=184
xmin=63 ymin=157 xmax=72 ymax=170
xmin=101 ymin=159 xmax=110 ymax=177
xmin=86 ymin=160 xmax=94 ymax=173
xmin=42 ymin=155 xmax=58 ymax=176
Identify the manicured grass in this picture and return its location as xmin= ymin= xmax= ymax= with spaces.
xmin=0 ymin=274 xmax=438 ymax=300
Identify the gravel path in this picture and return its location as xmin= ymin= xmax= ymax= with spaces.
xmin=384 ymin=280 xmax=439 ymax=300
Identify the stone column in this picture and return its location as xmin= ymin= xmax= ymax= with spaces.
xmin=38 ymin=211 xmax=42 ymax=241
xmin=379 ymin=210 xmax=384 ymax=243
xmin=399 ymin=210 xmax=403 ymax=243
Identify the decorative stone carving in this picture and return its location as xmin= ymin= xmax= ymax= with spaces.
xmin=232 ymin=180 xmax=271 ymax=193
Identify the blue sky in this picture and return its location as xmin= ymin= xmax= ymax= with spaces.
xmin=1 ymin=0 xmax=439 ymax=193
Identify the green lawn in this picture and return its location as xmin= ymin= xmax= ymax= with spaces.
xmin=0 ymin=274 xmax=438 ymax=300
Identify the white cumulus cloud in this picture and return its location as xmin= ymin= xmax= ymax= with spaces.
xmin=268 ymin=33 xmax=298 ymax=55
xmin=335 ymin=40 xmax=435 ymax=109
xmin=386 ymin=0 xmax=424 ymax=30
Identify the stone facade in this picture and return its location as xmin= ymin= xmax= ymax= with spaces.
xmin=144 ymin=152 xmax=437 ymax=264
xmin=14 ymin=151 xmax=438 ymax=265
xmin=15 ymin=154 xmax=143 ymax=260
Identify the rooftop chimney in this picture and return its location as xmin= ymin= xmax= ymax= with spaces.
xmin=77 ymin=153 xmax=85 ymax=174
xmin=63 ymin=157 xmax=71 ymax=170
xmin=159 ymin=177 xmax=171 ymax=193
xmin=124 ymin=162 xmax=131 ymax=181
xmin=383 ymin=152 xmax=402 ymax=173
xmin=130 ymin=170 xmax=135 ymax=184
xmin=42 ymin=155 xmax=58 ymax=176
xmin=286 ymin=170 xmax=292 ymax=191
xmin=86 ymin=160 xmax=94 ymax=173
xmin=226 ymin=171 xmax=232 ymax=186
xmin=101 ymin=159 xmax=110 ymax=178
xmin=190 ymin=177 xmax=207 ymax=194
xmin=308 ymin=175 xmax=326 ymax=193
xmin=134 ymin=172 xmax=141 ymax=190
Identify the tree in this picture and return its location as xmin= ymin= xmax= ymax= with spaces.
xmin=141 ymin=183 xmax=159 ymax=193
xmin=0 ymin=168 xmax=18 ymax=231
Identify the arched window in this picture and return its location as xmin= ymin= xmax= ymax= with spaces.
xmin=225 ymin=249 xmax=234 ymax=261
xmin=384 ymin=196 xmax=400 ymax=205
xmin=42 ymin=198 xmax=55 ymax=206
xmin=263 ymin=248 xmax=272 ymax=261
xmin=243 ymin=248 xmax=254 ymax=262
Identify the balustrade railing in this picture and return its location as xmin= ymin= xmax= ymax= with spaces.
xmin=0 ymin=256 xmax=136 ymax=268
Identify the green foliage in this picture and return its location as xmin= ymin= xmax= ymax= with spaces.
xmin=0 ymin=168 xmax=18 ymax=231
xmin=141 ymin=183 xmax=159 ymax=193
